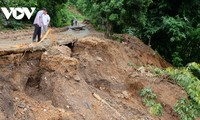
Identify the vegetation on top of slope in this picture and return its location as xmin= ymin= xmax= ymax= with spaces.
xmin=72 ymin=0 xmax=200 ymax=66
xmin=154 ymin=62 xmax=200 ymax=120
xmin=62 ymin=2 xmax=86 ymax=26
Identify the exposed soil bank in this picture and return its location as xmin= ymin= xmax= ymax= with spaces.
xmin=0 ymin=36 xmax=185 ymax=120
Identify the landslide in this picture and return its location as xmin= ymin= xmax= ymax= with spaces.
xmin=0 ymin=36 xmax=186 ymax=120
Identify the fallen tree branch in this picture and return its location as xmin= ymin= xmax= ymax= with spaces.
xmin=38 ymin=29 xmax=52 ymax=44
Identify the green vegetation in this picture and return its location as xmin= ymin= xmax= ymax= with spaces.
xmin=152 ymin=62 xmax=200 ymax=120
xmin=75 ymin=0 xmax=152 ymax=38
xmin=0 ymin=0 xmax=85 ymax=29
xmin=187 ymin=62 xmax=200 ymax=80
xmin=0 ymin=0 xmax=37 ymax=29
xmin=72 ymin=0 xmax=200 ymax=66
xmin=174 ymin=98 xmax=199 ymax=120
xmin=62 ymin=3 xmax=85 ymax=26
xmin=140 ymin=87 xmax=163 ymax=116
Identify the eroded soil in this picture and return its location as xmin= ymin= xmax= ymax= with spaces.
xmin=0 ymin=33 xmax=186 ymax=120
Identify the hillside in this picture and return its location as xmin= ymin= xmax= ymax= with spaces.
xmin=0 ymin=0 xmax=200 ymax=119
xmin=0 ymin=24 xmax=190 ymax=119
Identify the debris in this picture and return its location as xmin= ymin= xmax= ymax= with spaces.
xmin=58 ymin=108 xmax=65 ymax=113
xmin=38 ymin=29 xmax=52 ymax=44
xmin=122 ymin=91 xmax=129 ymax=99
xmin=18 ymin=102 xmax=26 ymax=109
xmin=137 ymin=66 xmax=145 ymax=74
xmin=14 ymin=97 xmax=19 ymax=100
xmin=66 ymin=105 xmax=70 ymax=109
xmin=116 ymin=94 xmax=123 ymax=98
xmin=92 ymin=93 xmax=126 ymax=120
xmin=73 ymin=75 xmax=81 ymax=82
xmin=96 ymin=57 xmax=103 ymax=62
xmin=43 ymin=109 xmax=47 ymax=112
xmin=84 ymin=102 xmax=91 ymax=110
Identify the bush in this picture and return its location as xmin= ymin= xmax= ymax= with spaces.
xmin=162 ymin=63 xmax=200 ymax=120
xmin=174 ymin=98 xmax=199 ymax=120
xmin=140 ymin=87 xmax=163 ymax=116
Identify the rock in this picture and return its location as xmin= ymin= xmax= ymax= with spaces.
xmin=131 ymin=73 xmax=140 ymax=78
xmin=116 ymin=94 xmax=122 ymax=98
xmin=116 ymin=93 xmax=124 ymax=99
xmin=137 ymin=66 xmax=145 ymax=74
xmin=66 ymin=105 xmax=70 ymax=109
xmin=73 ymin=75 xmax=81 ymax=82
xmin=43 ymin=109 xmax=47 ymax=112
xmin=122 ymin=91 xmax=129 ymax=99
xmin=96 ymin=57 xmax=103 ymax=62
xmin=14 ymin=97 xmax=19 ymax=100
xmin=47 ymin=46 xmax=72 ymax=56
xmin=58 ymin=108 xmax=65 ymax=113
xmin=18 ymin=102 xmax=26 ymax=108
xmin=40 ymin=46 xmax=79 ymax=76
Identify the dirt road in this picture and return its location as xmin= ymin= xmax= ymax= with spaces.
xmin=0 ymin=24 xmax=91 ymax=51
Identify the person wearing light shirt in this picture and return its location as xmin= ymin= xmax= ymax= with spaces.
xmin=32 ymin=8 xmax=47 ymax=42
xmin=42 ymin=11 xmax=50 ymax=36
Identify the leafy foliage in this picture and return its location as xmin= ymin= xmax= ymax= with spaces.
xmin=37 ymin=0 xmax=67 ymax=27
xmin=165 ymin=67 xmax=200 ymax=105
xmin=0 ymin=0 xmax=37 ymax=29
xmin=174 ymin=98 xmax=200 ymax=120
xmin=75 ymin=0 xmax=152 ymax=37
xmin=61 ymin=3 xmax=85 ymax=26
xmin=159 ymin=62 xmax=200 ymax=119
xmin=0 ymin=0 xmax=70 ymax=28
xmin=187 ymin=62 xmax=200 ymax=80
xmin=73 ymin=0 xmax=200 ymax=65
xmin=150 ymin=103 xmax=163 ymax=116
xmin=140 ymin=0 xmax=200 ymax=66
xmin=140 ymin=87 xmax=163 ymax=116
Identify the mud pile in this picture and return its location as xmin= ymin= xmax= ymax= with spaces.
xmin=0 ymin=36 xmax=185 ymax=120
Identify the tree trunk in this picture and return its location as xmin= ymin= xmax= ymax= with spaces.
xmin=105 ymin=14 xmax=113 ymax=38
xmin=105 ymin=20 xmax=113 ymax=38
xmin=148 ymin=39 xmax=151 ymax=47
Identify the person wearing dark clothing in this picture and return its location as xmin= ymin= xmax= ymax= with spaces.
xmin=71 ymin=19 xmax=74 ymax=26
xmin=33 ymin=24 xmax=41 ymax=42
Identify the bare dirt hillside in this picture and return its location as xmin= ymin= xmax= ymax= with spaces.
xmin=0 ymin=30 xmax=187 ymax=120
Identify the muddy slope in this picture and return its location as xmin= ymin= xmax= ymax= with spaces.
xmin=0 ymin=37 xmax=185 ymax=120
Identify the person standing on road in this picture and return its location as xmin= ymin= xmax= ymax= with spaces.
xmin=32 ymin=8 xmax=47 ymax=42
xmin=42 ymin=11 xmax=50 ymax=38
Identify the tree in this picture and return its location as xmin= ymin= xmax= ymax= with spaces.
xmin=37 ymin=0 xmax=67 ymax=27
xmin=76 ymin=0 xmax=152 ymax=38
xmin=141 ymin=0 xmax=200 ymax=66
